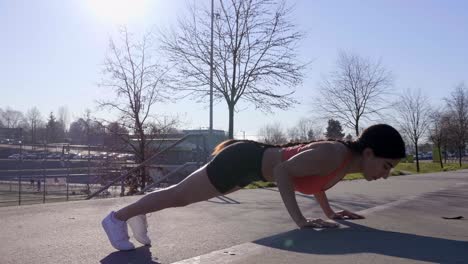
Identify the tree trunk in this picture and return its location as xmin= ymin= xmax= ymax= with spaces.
xmin=415 ymin=142 xmax=420 ymax=172
xmin=228 ymin=103 xmax=235 ymax=139
xmin=139 ymin=137 xmax=146 ymax=190
xmin=354 ymin=116 xmax=360 ymax=137
xmin=438 ymin=143 xmax=443 ymax=169
xmin=443 ymin=143 xmax=447 ymax=164
xmin=459 ymin=147 xmax=463 ymax=167
xmin=133 ymin=115 xmax=147 ymax=191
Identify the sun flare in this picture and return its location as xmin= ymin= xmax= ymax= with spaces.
xmin=86 ymin=0 xmax=148 ymax=24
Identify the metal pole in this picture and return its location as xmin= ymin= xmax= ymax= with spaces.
xmin=43 ymin=173 xmax=46 ymax=203
xmin=43 ymin=143 xmax=46 ymax=203
xmin=18 ymin=175 xmax=22 ymax=206
xmin=66 ymin=144 xmax=70 ymax=201
xmin=209 ymin=0 xmax=214 ymax=135
xmin=120 ymin=177 xmax=125 ymax=197
xmin=202 ymin=135 xmax=208 ymax=163
xmin=87 ymin=143 xmax=91 ymax=194
xmin=87 ymin=119 xmax=91 ymax=195
xmin=18 ymin=140 xmax=22 ymax=205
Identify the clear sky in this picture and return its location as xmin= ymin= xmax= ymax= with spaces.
xmin=1 ymin=0 xmax=467 ymax=138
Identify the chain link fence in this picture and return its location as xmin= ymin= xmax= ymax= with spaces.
xmin=0 ymin=135 xmax=212 ymax=207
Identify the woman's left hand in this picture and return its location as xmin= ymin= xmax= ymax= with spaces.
xmin=328 ymin=210 xmax=365 ymax=220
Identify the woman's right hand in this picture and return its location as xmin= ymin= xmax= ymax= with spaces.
xmin=297 ymin=218 xmax=340 ymax=229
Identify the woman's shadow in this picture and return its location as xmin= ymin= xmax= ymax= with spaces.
xmin=99 ymin=221 xmax=467 ymax=263
xmin=100 ymin=246 xmax=160 ymax=264
xmin=254 ymin=221 xmax=467 ymax=263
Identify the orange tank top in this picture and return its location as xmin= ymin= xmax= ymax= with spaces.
xmin=282 ymin=144 xmax=351 ymax=195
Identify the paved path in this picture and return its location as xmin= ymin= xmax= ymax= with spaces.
xmin=0 ymin=170 xmax=467 ymax=264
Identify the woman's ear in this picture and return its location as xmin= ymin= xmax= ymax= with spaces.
xmin=363 ymin=148 xmax=374 ymax=159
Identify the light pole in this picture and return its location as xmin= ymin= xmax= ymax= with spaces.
xmin=209 ymin=0 xmax=214 ymax=136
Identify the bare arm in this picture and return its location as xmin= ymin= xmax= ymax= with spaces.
xmin=274 ymin=164 xmax=306 ymax=226
xmin=314 ymin=191 xmax=335 ymax=218
xmin=273 ymin=145 xmax=340 ymax=228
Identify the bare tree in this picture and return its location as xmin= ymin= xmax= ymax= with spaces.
xmin=429 ymin=109 xmax=446 ymax=168
xmin=444 ymin=82 xmax=468 ymax=167
xmin=160 ymin=0 xmax=306 ymax=138
xmin=97 ymin=27 xmax=172 ymax=190
xmin=287 ymin=118 xmax=316 ymax=142
xmin=26 ymin=107 xmax=43 ymax=144
xmin=0 ymin=107 xmax=25 ymax=128
xmin=102 ymin=116 xmax=180 ymax=153
xmin=258 ymin=123 xmax=287 ymax=145
xmin=316 ymin=51 xmax=393 ymax=136
xmin=57 ymin=106 xmax=70 ymax=134
xmin=0 ymin=108 xmax=4 ymax=127
xmin=394 ymin=89 xmax=432 ymax=172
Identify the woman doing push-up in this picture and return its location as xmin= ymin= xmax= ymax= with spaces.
xmin=102 ymin=123 xmax=406 ymax=250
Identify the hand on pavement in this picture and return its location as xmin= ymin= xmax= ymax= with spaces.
xmin=298 ymin=218 xmax=339 ymax=229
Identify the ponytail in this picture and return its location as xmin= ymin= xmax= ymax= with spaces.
xmin=211 ymin=139 xmax=239 ymax=155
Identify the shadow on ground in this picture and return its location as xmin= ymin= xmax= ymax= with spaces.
xmin=100 ymin=246 xmax=160 ymax=264
xmin=206 ymin=195 xmax=240 ymax=204
xmin=254 ymin=221 xmax=467 ymax=263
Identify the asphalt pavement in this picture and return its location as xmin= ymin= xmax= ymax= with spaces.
xmin=1 ymin=170 xmax=467 ymax=264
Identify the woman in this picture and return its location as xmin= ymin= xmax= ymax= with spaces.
xmin=102 ymin=124 xmax=406 ymax=251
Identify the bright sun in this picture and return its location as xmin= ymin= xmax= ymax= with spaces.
xmin=87 ymin=0 xmax=148 ymax=24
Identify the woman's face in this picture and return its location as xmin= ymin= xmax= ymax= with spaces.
xmin=362 ymin=148 xmax=400 ymax=181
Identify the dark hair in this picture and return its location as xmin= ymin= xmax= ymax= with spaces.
xmin=351 ymin=124 xmax=406 ymax=159
xmin=212 ymin=124 xmax=406 ymax=159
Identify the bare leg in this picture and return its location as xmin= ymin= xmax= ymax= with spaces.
xmin=114 ymin=165 xmax=240 ymax=221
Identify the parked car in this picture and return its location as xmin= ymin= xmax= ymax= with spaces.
xmin=8 ymin=154 xmax=21 ymax=160
xmin=418 ymin=152 xmax=433 ymax=160
xmin=24 ymin=153 xmax=38 ymax=159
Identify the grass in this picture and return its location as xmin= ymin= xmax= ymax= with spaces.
xmin=396 ymin=162 xmax=468 ymax=174
xmin=243 ymin=181 xmax=278 ymax=189
xmin=244 ymin=161 xmax=468 ymax=189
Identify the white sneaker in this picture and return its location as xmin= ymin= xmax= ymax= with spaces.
xmin=102 ymin=211 xmax=135 ymax=251
xmin=127 ymin=214 xmax=152 ymax=246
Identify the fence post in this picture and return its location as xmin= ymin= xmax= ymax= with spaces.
xmin=66 ymin=165 xmax=69 ymax=201
xmin=42 ymin=143 xmax=46 ymax=204
xmin=120 ymin=176 xmax=125 ymax=197
xmin=43 ymin=174 xmax=46 ymax=204
xmin=18 ymin=175 xmax=22 ymax=206
xmin=203 ymin=134 xmax=209 ymax=163
xmin=18 ymin=142 xmax=23 ymax=206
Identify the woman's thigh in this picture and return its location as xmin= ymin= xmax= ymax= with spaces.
xmin=169 ymin=165 xmax=225 ymax=205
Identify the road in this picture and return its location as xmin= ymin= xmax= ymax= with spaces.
xmin=0 ymin=170 xmax=467 ymax=264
